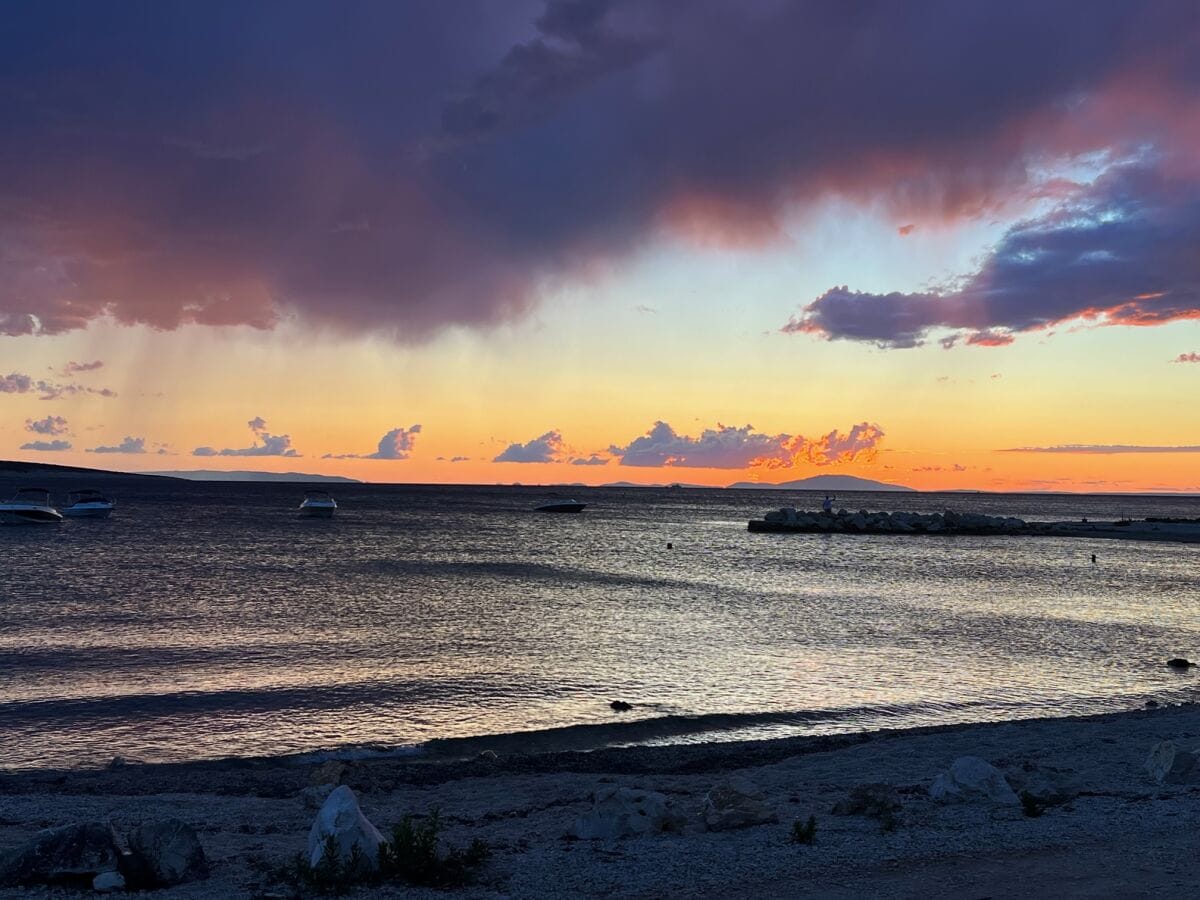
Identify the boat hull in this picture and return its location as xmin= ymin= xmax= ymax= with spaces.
xmin=0 ymin=507 xmax=63 ymax=525
xmin=299 ymin=505 xmax=336 ymax=518
xmin=62 ymin=506 xmax=114 ymax=519
xmin=534 ymin=503 xmax=586 ymax=513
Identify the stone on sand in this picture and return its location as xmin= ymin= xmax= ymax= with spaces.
xmin=0 ymin=822 xmax=121 ymax=888
xmin=92 ymin=870 xmax=126 ymax=893
xmin=127 ymin=818 xmax=208 ymax=887
xmin=929 ymin=756 xmax=1018 ymax=804
xmin=308 ymin=785 xmax=384 ymax=870
xmin=702 ymin=775 xmax=779 ymax=831
xmin=572 ymin=786 xmax=680 ymax=839
xmin=1145 ymin=741 xmax=1200 ymax=784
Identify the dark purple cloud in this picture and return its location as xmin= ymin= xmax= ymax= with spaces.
xmin=25 ymin=415 xmax=69 ymax=436
xmin=20 ymin=439 xmax=71 ymax=452
xmin=87 ymin=436 xmax=146 ymax=454
xmin=1 ymin=2 xmax=1197 ymax=339
xmin=494 ymin=430 xmax=566 ymax=463
xmin=193 ymin=418 xmax=299 ymax=457
xmin=324 ymin=424 xmax=422 ymax=460
xmin=786 ymin=160 xmax=1200 ymax=348
xmin=59 ymin=360 xmax=104 ymax=375
xmin=1175 ymin=352 xmax=1200 ymax=363
xmin=609 ymin=421 xmax=884 ymax=468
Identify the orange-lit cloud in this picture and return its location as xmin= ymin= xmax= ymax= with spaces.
xmin=609 ymin=421 xmax=884 ymax=469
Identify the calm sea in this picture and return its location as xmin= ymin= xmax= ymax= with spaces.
xmin=2 ymin=478 xmax=1199 ymax=770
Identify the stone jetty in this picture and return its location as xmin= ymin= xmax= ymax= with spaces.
xmin=748 ymin=508 xmax=1200 ymax=543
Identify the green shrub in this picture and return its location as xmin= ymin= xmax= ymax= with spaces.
xmin=380 ymin=810 xmax=490 ymax=888
xmin=269 ymin=810 xmax=489 ymax=896
xmin=791 ymin=815 xmax=817 ymax=845
xmin=1019 ymin=791 xmax=1044 ymax=818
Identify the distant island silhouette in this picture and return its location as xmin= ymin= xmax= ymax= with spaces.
xmin=141 ymin=470 xmax=361 ymax=483
xmin=726 ymin=474 xmax=916 ymax=492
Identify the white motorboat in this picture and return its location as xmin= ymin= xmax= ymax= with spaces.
xmin=62 ymin=489 xmax=115 ymax=519
xmin=534 ymin=499 xmax=586 ymax=513
xmin=299 ymin=490 xmax=337 ymax=518
xmin=0 ymin=488 xmax=63 ymax=525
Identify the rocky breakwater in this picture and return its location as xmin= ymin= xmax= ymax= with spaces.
xmin=748 ymin=507 xmax=1028 ymax=536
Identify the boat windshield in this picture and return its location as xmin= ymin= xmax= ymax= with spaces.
xmin=12 ymin=488 xmax=51 ymax=504
xmin=69 ymin=490 xmax=111 ymax=503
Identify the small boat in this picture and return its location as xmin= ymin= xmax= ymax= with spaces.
xmin=299 ymin=490 xmax=337 ymax=518
xmin=0 ymin=488 xmax=63 ymax=525
xmin=534 ymin=500 xmax=586 ymax=513
xmin=62 ymin=489 xmax=115 ymax=519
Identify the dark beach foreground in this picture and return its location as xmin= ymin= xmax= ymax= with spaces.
xmin=4 ymin=703 xmax=1200 ymax=898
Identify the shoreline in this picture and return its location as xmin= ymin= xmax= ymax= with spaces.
xmin=5 ymin=703 xmax=1200 ymax=896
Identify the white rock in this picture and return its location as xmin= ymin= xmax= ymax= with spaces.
xmin=572 ymin=786 xmax=677 ymax=840
xmin=92 ymin=870 xmax=126 ymax=893
xmin=1145 ymin=741 xmax=1200 ymax=784
xmin=702 ymin=775 xmax=778 ymax=831
xmin=930 ymin=756 xmax=1018 ymax=804
xmin=308 ymin=785 xmax=384 ymax=870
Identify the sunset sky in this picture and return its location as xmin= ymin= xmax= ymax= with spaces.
xmin=2 ymin=0 xmax=1198 ymax=491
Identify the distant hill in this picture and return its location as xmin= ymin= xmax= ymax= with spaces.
xmin=0 ymin=459 xmax=176 ymax=480
xmin=141 ymin=469 xmax=361 ymax=483
xmin=727 ymin=474 xmax=916 ymax=492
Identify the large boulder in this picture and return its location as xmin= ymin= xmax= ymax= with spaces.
xmin=126 ymin=818 xmax=208 ymax=887
xmin=702 ymin=776 xmax=778 ymax=831
xmin=0 ymin=822 xmax=121 ymax=888
xmin=572 ymin=787 xmax=680 ymax=839
xmin=1005 ymin=764 xmax=1082 ymax=807
xmin=1145 ymin=741 xmax=1200 ymax=784
xmin=308 ymin=785 xmax=384 ymax=870
xmin=930 ymin=756 xmax=1018 ymax=804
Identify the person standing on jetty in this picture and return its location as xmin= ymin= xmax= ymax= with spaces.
xmin=822 ymin=495 xmax=835 ymax=513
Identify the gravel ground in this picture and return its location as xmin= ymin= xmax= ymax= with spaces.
xmin=3 ymin=703 xmax=1199 ymax=898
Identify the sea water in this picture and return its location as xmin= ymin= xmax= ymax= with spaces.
xmin=2 ymin=479 xmax=1199 ymax=769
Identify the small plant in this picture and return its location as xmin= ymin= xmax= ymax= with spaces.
xmin=379 ymin=809 xmax=490 ymax=888
xmin=272 ymin=836 xmax=373 ymax=896
xmin=266 ymin=810 xmax=490 ymax=896
xmin=1019 ymin=791 xmax=1044 ymax=818
xmin=791 ymin=815 xmax=817 ymax=845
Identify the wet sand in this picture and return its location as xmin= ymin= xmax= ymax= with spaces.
xmin=3 ymin=702 xmax=1200 ymax=897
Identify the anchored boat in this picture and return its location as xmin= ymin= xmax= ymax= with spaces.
xmin=0 ymin=488 xmax=63 ymax=525
xmin=62 ymin=489 xmax=115 ymax=519
xmin=299 ymin=490 xmax=337 ymax=518
xmin=534 ymin=499 xmax=586 ymax=513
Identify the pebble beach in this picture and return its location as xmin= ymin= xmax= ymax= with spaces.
xmin=5 ymin=701 xmax=1200 ymax=897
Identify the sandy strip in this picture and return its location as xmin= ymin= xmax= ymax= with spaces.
xmin=3 ymin=704 xmax=1199 ymax=898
